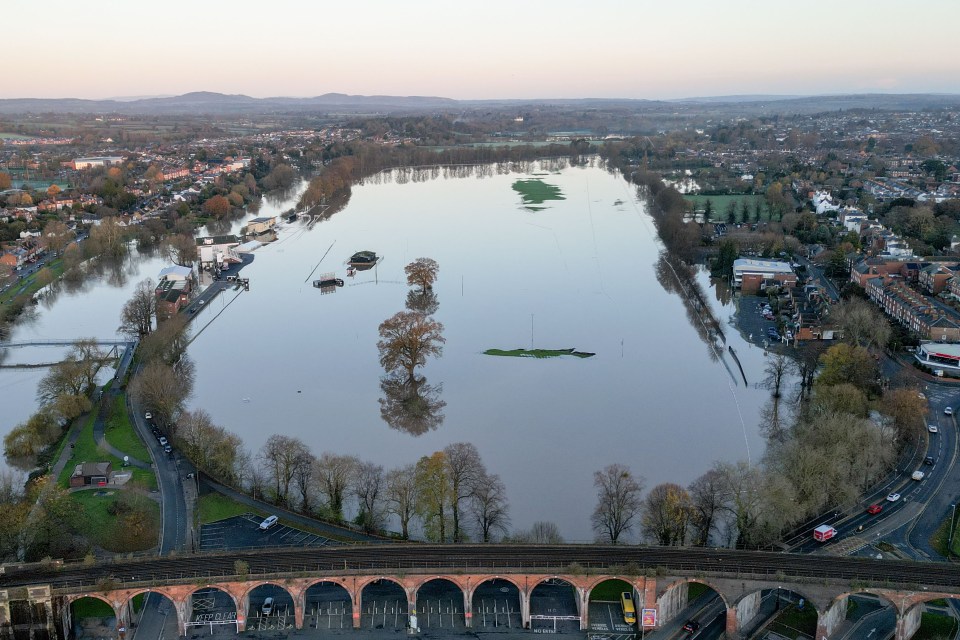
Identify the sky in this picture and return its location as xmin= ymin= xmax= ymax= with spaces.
xmin=4 ymin=0 xmax=959 ymax=101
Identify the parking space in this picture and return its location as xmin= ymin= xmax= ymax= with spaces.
xmin=587 ymin=601 xmax=636 ymax=635
xmin=306 ymin=581 xmax=353 ymax=630
xmin=362 ymin=579 xmax=408 ymax=630
xmin=473 ymin=579 xmax=523 ymax=630
xmin=198 ymin=513 xmax=336 ymax=551
xmin=738 ymin=295 xmax=784 ymax=347
xmin=529 ymin=580 xmax=580 ymax=634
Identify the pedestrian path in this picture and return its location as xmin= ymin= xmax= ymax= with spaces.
xmin=92 ymin=388 xmax=151 ymax=470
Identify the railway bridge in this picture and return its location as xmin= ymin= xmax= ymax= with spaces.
xmin=2 ymin=544 xmax=959 ymax=640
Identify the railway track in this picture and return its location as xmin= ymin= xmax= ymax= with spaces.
xmin=3 ymin=544 xmax=959 ymax=593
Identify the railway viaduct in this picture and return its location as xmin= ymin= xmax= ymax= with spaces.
xmin=2 ymin=544 xmax=958 ymax=640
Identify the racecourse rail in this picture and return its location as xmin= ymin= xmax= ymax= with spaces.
xmin=2 ymin=544 xmax=958 ymax=593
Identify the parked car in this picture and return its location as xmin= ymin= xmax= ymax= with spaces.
xmin=683 ymin=620 xmax=701 ymax=633
xmin=259 ymin=515 xmax=279 ymax=531
xmin=262 ymin=597 xmax=274 ymax=616
xmin=158 ymin=436 xmax=168 ymax=446
xmin=163 ymin=445 xmax=172 ymax=454
xmin=925 ymin=456 xmax=935 ymax=465
xmin=945 ymin=407 xmax=953 ymax=416
xmin=145 ymin=411 xmax=152 ymax=420
xmin=866 ymin=504 xmax=883 ymax=515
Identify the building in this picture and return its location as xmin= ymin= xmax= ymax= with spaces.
xmin=69 ymin=462 xmax=113 ymax=488
xmin=919 ymin=263 xmax=960 ymax=295
xmin=732 ymin=258 xmax=796 ymax=294
xmin=157 ymin=265 xmax=194 ymax=282
xmin=866 ymin=278 xmax=960 ymax=342
xmin=71 ymin=156 xmax=124 ymax=170
xmin=155 ymin=279 xmax=190 ymax=318
xmin=245 ymin=216 xmax=277 ymax=236
xmin=915 ymin=342 xmax=960 ymax=374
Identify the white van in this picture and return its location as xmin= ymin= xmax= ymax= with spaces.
xmin=261 ymin=597 xmax=274 ymax=616
xmin=259 ymin=515 xmax=279 ymax=531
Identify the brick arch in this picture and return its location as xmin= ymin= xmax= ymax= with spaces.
xmin=185 ymin=585 xmax=241 ymax=613
xmin=735 ymin=586 xmax=820 ymax=616
xmin=356 ymin=576 xmax=408 ymax=595
xmin=468 ymin=575 xmax=525 ymax=598
xmin=300 ymin=578 xmax=355 ymax=605
xmin=657 ymin=577 xmax=730 ymax=610
xmin=118 ymin=588 xmax=181 ymax=625
xmin=828 ymin=590 xmax=900 ymax=616
xmin=584 ymin=576 xmax=639 ymax=598
xmin=901 ymin=591 xmax=960 ymax=616
xmin=414 ymin=575 xmax=470 ymax=594
xmin=238 ymin=580 xmax=297 ymax=605
xmin=528 ymin=575 xmax=577 ymax=595
xmin=67 ymin=593 xmax=120 ymax=620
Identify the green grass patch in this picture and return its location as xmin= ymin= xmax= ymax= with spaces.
xmin=71 ymin=596 xmax=115 ymax=619
xmin=512 ymin=178 xmax=565 ymax=209
xmin=684 ymin=194 xmax=768 ymax=223
xmin=913 ymin=612 xmax=958 ymax=640
xmin=69 ymin=490 xmax=160 ymax=552
xmin=767 ymin=603 xmax=818 ymax=640
xmin=104 ymin=394 xmax=151 ymax=462
xmin=198 ymin=492 xmax=269 ymax=524
xmin=0 ymin=258 xmax=65 ymax=305
xmin=57 ymin=412 xmax=156 ymax=490
xmin=589 ymin=579 xmax=632 ymax=601
xmin=484 ymin=348 xmax=595 ymax=359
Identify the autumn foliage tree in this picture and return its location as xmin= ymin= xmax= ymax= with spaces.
xmin=404 ymin=258 xmax=439 ymax=292
xmin=377 ymin=311 xmax=445 ymax=382
xmin=202 ymin=194 xmax=232 ymax=219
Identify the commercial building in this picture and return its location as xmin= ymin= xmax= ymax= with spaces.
xmin=732 ymin=258 xmax=796 ymax=293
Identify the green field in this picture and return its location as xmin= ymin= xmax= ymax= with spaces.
xmin=484 ymin=348 xmax=595 ymax=359
xmin=58 ymin=412 xmax=156 ymax=490
xmin=0 ymin=132 xmax=33 ymax=140
xmin=104 ymin=395 xmax=151 ymax=462
xmin=70 ymin=490 xmax=160 ymax=552
xmin=913 ymin=612 xmax=958 ymax=640
xmin=767 ymin=604 xmax=818 ymax=640
xmin=0 ymin=258 xmax=65 ymax=305
xmin=198 ymin=492 xmax=268 ymax=524
xmin=71 ymin=597 xmax=115 ymax=619
xmin=684 ymin=194 xmax=768 ymax=222
xmin=512 ymin=178 xmax=566 ymax=210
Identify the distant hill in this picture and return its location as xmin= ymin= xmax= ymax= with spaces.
xmin=0 ymin=91 xmax=956 ymax=115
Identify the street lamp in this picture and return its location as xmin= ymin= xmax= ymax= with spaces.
xmin=776 ymin=587 xmax=781 ymax=611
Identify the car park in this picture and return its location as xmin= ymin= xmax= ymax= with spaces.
xmin=866 ymin=504 xmax=882 ymax=515
xmin=887 ymin=492 xmax=901 ymax=502
xmin=929 ymin=424 xmax=939 ymax=433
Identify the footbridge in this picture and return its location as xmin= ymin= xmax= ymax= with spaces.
xmin=0 ymin=339 xmax=131 ymax=348
xmin=2 ymin=544 xmax=958 ymax=640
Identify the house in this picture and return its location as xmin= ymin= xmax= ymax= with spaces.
xmin=158 ymin=265 xmax=194 ymax=282
xmin=69 ymin=462 xmax=113 ymax=488
xmin=919 ymin=263 xmax=960 ymax=295
xmin=245 ymin=216 xmax=277 ymax=236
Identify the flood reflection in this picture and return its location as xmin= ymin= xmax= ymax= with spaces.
xmin=405 ymin=290 xmax=439 ymax=315
xmin=654 ymin=252 xmax=724 ymax=362
xmin=378 ymin=373 xmax=446 ymax=436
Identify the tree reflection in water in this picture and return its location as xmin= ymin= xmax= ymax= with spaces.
xmin=378 ymin=373 xmax=446 ymax=436
xmin=405 ymin=289 xmax=439 ymax=315
xmin=654 ymin=251 xmax=724 ymax=363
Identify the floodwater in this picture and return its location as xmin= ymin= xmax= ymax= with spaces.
xmin=1 ymin=162 xmax=777 ymax=540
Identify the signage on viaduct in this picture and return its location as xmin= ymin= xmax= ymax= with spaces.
xmin=1 ymin=544 xmax=958 ymax=640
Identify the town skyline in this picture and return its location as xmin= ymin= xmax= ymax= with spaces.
xmin=6 ymin=0 xmax=959 ymax=101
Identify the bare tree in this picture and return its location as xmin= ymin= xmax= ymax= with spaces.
xmin=687 ymin=469 xmax=725 ymax=546
xmin=36 ymin=339 xmax=107 ymax=406
xmin=353 ymin=461 xmax=386 ymax=533
xmin=165 ymin=234 xmax=198 ymax=266
xmin=118 ymin=278 xmax=157 ymax=338
xmin=377 ymin=311 xmax=445 ymax=382
xmin=444 ymin=442 xmax=485 ymax=543
xmin=641 ymin=483 xmax=691 ymax=546
xmin=404 ymin=258 xmax=439 ymax=292
xmin=129 ymin=360 xmax=193 ymax=431
xmin=292 ymin=450 xmax=317 ymax=513
xmin=761 ymin=354 xmax=790 ymax=399
xmin=385 ymin=464 xmax=418 ymax=539
xmin=833 ymin=297 xmax=891 ymax=349
xmin=260 ymin=435 xmax=310 ymax=507
xmin=176 ymin=409 xmax=242 ymax=482
xmin=591 ymin=463 xmax=645 ymax=543
xmin=470 ymin=472 xmax=511 ymax=542
xmin=512 ymin=521 xmax=563 ymax=544
xmin=315 ymin=452 xmax=358 ymax=519
xmin=40 ymin=220 xmax=74 ymax=256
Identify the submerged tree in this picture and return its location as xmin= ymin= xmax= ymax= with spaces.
xmin=378 ymin=374 xmax=445 ymax=436
xmin=118 ymin=278 xmax=158 ymax=338
xmin=404 ymin=258 xmax=439 ymax=292
xmin=377 ymin=311 xmax=445 ymax=382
